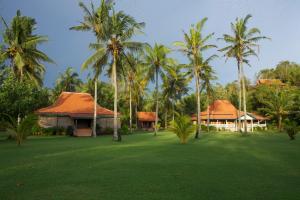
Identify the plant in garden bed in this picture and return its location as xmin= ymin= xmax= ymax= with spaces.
xmin=169 ymin=114 xmax=195 ymax=144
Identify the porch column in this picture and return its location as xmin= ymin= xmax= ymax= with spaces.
xmin=251 ymin=119 xmax=253 ymax=132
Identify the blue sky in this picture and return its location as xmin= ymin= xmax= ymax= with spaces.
xmin=1 ymin=0 xmax=300 ymax=89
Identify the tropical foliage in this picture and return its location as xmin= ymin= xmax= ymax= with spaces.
xmin=169 ymin=114 xmax=195 ymax=144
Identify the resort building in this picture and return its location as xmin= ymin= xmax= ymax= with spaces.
xmin=191 ymin=100 xmax=268 ymax=132
xmin=137 ymin=112 xmax=156 ymax=131
xmin=36 ymin=92 xmax=120 ymax=136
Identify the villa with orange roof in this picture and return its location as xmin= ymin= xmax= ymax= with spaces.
xmin=137 ymin=112 xmax=156 ymax=131
xmin=191 ymin=100 xmax=268 ymax=132
xmin=36 ymin=92 xmax=120 ymax=136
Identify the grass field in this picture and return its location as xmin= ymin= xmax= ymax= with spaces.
xmin=0 ymin=131 xmax=299 ymax=200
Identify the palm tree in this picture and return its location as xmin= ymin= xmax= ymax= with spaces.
xmin=200 ymin=63 xmax=217 ymax=131
xmin=122 ymin=53 xmax=145 ymax=133
xmin=0 ymin=10 xmax=53 ymax=86
xmin=174 ymin=18 xmax=216 ymax=138
xmin=162 ymin=65 xmax=190 ymax=122
xmin=70 ymin=0 xmax=112 ymax=137
xmin=219 ymin=14 xmax=268 ymax=133
xmin=55 ymin=67 xmax=82 ymax=92
xmin=143 ymin=44 xmax=174 ymax=136
xmin=81 ymin=10 xmax=145 ymax=141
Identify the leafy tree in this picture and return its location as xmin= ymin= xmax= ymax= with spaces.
xmin=219 ymin=14 xmax=268 ymax=133
xmin=55 ymin=67 xmax=82 ymax=92
xmin=0 ymin=10 xmax=53 ymax=85
xmin=162 ymin=65 xmax=190 ymax=122
xmin=284 ymin=120 xmax=299 ymax=140
xmin=256 ymin=85 xmax=294 ymax=131
xmin=169 ymin=114 xmax=195 ymax=144
xmin=0 ymin=70 xmax=50 ymax=122
xmin=174 ymin=18 xmax=216 ymax=138
xmin=144 ymin=44 xmax=173 ymax=136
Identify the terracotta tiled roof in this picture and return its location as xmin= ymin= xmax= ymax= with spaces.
xmin=137 ymin=112 xmax=156 ymax=122
xmin=36 ymin=92 xmax=115 ymax=117
xmin=256 ymin=79 xmax=285 ymax=86
xmin=191 ymin=100 xmax=268 ymax=121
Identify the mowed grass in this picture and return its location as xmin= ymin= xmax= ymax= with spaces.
xmin=0 ymin=131 xmax=299 ymax=200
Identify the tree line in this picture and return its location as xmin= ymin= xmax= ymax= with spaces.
xmin=1 ymin=0 xmax=299 ymax=142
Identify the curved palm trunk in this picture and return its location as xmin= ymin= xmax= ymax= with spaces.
xmin=172 ymin=99 xmax=175 ymax=121
xmin=195 ymin=72 xmax=201 ymax=138
xmin=165 ymin=110 xmax=168 ymax=129
xmin=113 ymin=52 xmax=120 ymax=141
xmin=278 ymin=114 xmax=282 ymax=131
xmin=241 ymin=63 xmax=248 ymax=134
xmin=135 ymin=104 xmax=138 ymax=129
xmin=129 ymin=82 xmax=132 ymax=134
xmin=237 ymin=61 xmax=242 ymax=133
xmin=92 ymin=79 xmax=97 ymax=137
xmin=154 ymin=66 xmax=159 ymax=136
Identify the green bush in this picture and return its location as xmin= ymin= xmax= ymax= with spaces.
xmin=119 ymin=125 xmax=129 ymax=135
xmin=66 ymin=126 xmax=74 ymax=136
xmin=169 ymin=115 xmax=195 ymax=144
xmin=284 ymin=121 xmax=299 ymax=140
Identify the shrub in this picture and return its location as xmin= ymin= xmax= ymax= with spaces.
xmin=119 ymin=125 xmax=129 ymax=135
xmin=169 ymin=115 xmax=195 ymax=144
xmin=284 ymin=121 xmax=299 ymax=140
xmin=66 ymin=126 xmax=74 ymax=136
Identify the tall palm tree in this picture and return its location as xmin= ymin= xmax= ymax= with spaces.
xmin=55 ymin=67 xmax=82 ymax=92
xmin=70 ymin=0 xmax=112 ymax=137
xmin=144 ymin=44 xmax=174 ymax=136
xmin=219 ymin=14 xmax=268 ymax=133
xmin=1 ymin=10 xmax=53 ymax=86
xmin=200 ymin=62 xmax=217 ymax=131
xmin=122 ymin=53 xmax=146 ymax=133
xmin=174 ymin=18 xmax=216 ymax=138
xmin=82 ymin=10 xmax=145 ymax=141
xmin=162 ymin=65 xmax=190 ymax=122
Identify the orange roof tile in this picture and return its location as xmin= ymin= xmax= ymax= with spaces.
xmin=137 ymin=112 xmax=156 ymax=122
xmin=36 ymin=92 xmax=115 ymax=117
xmin=256 ymin=79 xmax=285 ymax=86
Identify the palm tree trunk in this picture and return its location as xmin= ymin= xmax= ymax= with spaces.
xmin=93 ymin=79 xmax=97 ymax=137
xmin=195 ymin=73 xmax=201 ymax=138
xmin=165 ymin=110 xmax=168 ymax=129
xmin=237 ymin=61 xmax=242 ymax=133
xmin=241 ymin=63 xmax=248 ymax=134
xmin=154 ymin=66 xmax=159 ymax=136
xmin=278 ymin=114 xmax=282 ymax=131
xmin=135 ymin=104 xmax=138 ymax=129
xmin=172 ymin=99 xmax=175 ymax=121
xmin=112 ymin=52 xmax=120 ymax=141
xmin=129 ymin=82 xmax=132 ymax=134
xmin=207 ymin=94 xmax=210 ymax=132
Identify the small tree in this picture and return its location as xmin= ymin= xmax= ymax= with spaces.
xmin=169 ymin=114 xmax=195 ymax=144
xmin=284 ymin=120 xmax=299 ymax=140
xmin=1 ymin=114 xmax=37 ymax=146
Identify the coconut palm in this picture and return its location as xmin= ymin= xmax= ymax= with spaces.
xmin=122 ymin=53 xmax=146 ymax=133
xmin=219 ymin=14 xmax=268 ymax=133
xmin=200 ymin=63 xmax=217 ymax=131
xmin=55 ymin=67 xmax=82 ymax=92
xmin=143 ymin=44 xmax=174 ymax=136
xmin=70 ymin=0 xmax=112 ymax=137
xmin=169 ymin=114 xmax=196 ymax=144
xmin=162 ymin=65 xmax=190 ymax=122
xmin=174 ymin=18 xmax=216 ymax=138
xmin=0 ymin=10 xmax=53 ymax=86
xmin=82 ymin=10 xmax=145 ymax=141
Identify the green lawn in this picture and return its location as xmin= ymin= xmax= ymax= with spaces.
xmin=0 ymin=131 xmax=299 ymax=200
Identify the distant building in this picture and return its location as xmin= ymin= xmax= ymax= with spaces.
xmin=191 ymin=100 xmax=268 ymax=132
xmin=36 ymin=92 xmax=120 ymax=136
xmin=137 ymin=112 xmax=156 ymax=131
xmin=256 ymin=79 xmax=285 ymax=86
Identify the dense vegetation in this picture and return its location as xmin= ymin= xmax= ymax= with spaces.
xmin=0 ymin=1 xmax=299 ymax=141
